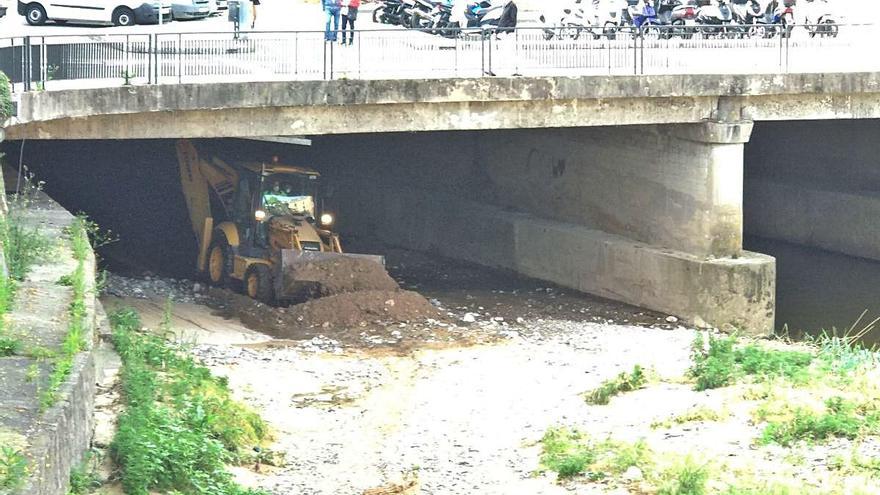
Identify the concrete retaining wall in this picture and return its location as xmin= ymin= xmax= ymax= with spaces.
xmin=0 ymin=193 xmax=98 ymax=495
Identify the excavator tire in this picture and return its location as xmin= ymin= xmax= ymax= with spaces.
xmin=245 ymin=264 xmax=275 ymax=305
xmin=207 ymin=233 xmax=233 ymax=288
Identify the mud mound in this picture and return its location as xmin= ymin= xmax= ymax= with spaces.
xmin=208 ymin=287 xmax=442 ymax=340
xmin=284 ymin=256 xmax=399 ymax=299
xmin=285 ymin=290 xmax=438 ymax=331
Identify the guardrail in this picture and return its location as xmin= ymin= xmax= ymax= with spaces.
xmin=0 ymin=23 xmax=877 ymax=92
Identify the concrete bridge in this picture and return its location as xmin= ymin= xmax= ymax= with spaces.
xmin=5 ymin=64 xmax=880 ymax=335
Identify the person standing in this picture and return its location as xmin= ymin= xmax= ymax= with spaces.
xmin=250 ymin=0 xmax=260 ymax=28
xmin=323 ymin=0 xmax=342 ymax=42
xmin=340 ymin=0 xmax=360 ymax=46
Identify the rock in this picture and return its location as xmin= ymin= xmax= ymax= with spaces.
xmin=665 ymin=315 xmax=679 ymax=324
xmin=622 ymin=466 xmax=644 ymax=482
xmin=461 ymin=313 xmax=477 ymax=323
xmin=385 ymin=299 xmax=396 ymax=307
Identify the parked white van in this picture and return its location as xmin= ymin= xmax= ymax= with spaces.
xmin=17 ymin=0 xmax=172 ymax=26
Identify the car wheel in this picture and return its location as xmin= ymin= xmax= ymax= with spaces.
xmin=112 ymin=7 xmax=136 ymax=26
xmin=245 ymin=264 xmax=274 ymax=305
xmin=25 ymin=4 xmax=47 ymax=26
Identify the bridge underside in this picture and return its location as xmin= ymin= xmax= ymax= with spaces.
xmin=311 ymin=123 xmax=775 ymax=334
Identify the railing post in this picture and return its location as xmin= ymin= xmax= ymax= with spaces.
xmin=39 ymin=37 xmax=47 ymax=89
xmin=323 ymin=39 xmax=327 ymax=80
xmin=633 ymin=29 xmax=638 ymax=75
xmin=23 ymin=36 xmax=31 ymax=92
xmin=147 ymin=34 xmax=154 ymax=84
xmin=454 ymin=34 xmax=458 ymax=77
xmin=124 ymin=34 xmax=130 ymax=84
xmin=177 ymin=33 xmax=183 ymax=84
xmin=784 ymin=28 xmax=790 ymax=73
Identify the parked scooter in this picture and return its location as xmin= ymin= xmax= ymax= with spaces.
xmin=464 ymin=0 xmax=504 ymax=28
xmin=410 ymin=0 xmax=441 ymax=29
xmin=655 ymin=0 xmax=700 ymax=39
xmin=373 ymin=0 xmax=405 ymax=25
xmin=728 ymin=0 xmax=763 ymax=37
xmin=695 ymin=0 xmax=733 ymax=37
xmin=802 ymin=0 xmax=836 ymax=38
xmin=622 ymin=0 xmax=661 ymax=37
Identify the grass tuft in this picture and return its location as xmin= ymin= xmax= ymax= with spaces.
xmin=657 ymin=455 xmax=710 ymax=495
xmin=584 ymin=365 xmax=647 ymax=405
xmin=0 ymin=445 xmax=28 ymax=492
xmin=688 ymin=333 xmax=813 ymax=391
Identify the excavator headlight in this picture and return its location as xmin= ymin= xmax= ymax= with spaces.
xmin=255 ymin=209 xmax=267 ymax=222
xmin=320 ymin=213 xmax=334 ymax=226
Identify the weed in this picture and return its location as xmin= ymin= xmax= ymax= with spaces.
xmin=584 ymin=365 xmax=647 ymax=405
xmin=109 ymin=307 xmax=270 ymax=495
xmin=538 ymin=427 xmax=595 ymax=479
xmin=690 ymin=333 xmax=738 ymax=390
xmin=0 ymin=72 xmax=13 ymax=121
xmin=40 ymin=218 xmax=90 ymax=409
xmin=1 ymin=218 xmax=51 ymax=281
xmin=759 ymin=396 xmax=877 ymax=446
xmin=0 ymin=445 xmax=28 ymax=491
xmin=0 ymin=336 xmax=21 ymax=356
xmin=657 ymin=455 xmax=710 ymax=495
xmin=651 ymin=405 xmax=730 ymax=429
xmin=538 ymin=427 xmax=654 ymax=482
xmin=688 ymin=333 xmax=813 ymax=391
xmin=68 ymin=451 xmax=102 ymax=494
xmin=25 ymin=362 xmax=39 ymax=382
xmin=57 ymin=273 xmax=74 ymax=286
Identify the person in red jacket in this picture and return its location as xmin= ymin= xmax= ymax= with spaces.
xmin=341 ymin=0 xmax=361 ymax=45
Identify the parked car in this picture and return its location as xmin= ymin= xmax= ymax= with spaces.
xmin=171 ymin=0 xmax=210 ymax=20
xmin=17 ymin=0 xmax=171 ymax=25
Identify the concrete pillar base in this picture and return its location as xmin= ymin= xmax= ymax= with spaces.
xmin=342 ymin=185 xmax=775 ymax=335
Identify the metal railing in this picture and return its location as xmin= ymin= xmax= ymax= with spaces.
xmin=0 ymin=23 xmax=877 ymax=92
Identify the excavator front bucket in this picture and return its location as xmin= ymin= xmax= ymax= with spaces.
xmin=276 ymin=250 xmax=390 ymax=302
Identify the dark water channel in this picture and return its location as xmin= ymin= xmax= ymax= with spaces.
xmin=746 ymin=236 xmax=880 ymax=347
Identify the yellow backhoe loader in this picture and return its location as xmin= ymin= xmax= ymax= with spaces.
xmin=176 ymin=139 xmax=383 ymax=304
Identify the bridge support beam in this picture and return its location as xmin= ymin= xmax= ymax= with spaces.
xmin=332 ymin=121 xmax=775 ymax=334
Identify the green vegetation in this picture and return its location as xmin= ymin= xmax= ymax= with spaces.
xmin=759 ymin=396 xmax=880 ymax=447
xmin=109 ymin=306 xmax=270 ymax=495
xmin=583 ymin=365 xmax=647 ymax=405
xmin=689 ymin=333 xmax=813 ymax=391
xmin=67 ymin=451 xmax=102 ymax=495
xmin=651 ymin=405 xmax=730 ymax=430
xmin=657 ymin=456 xmax=710 ymax=495
xmin=538 ymin=427 xmax=653 ymax=481
xmin=0 ymin=72 xmax=12 ymax=122
xmin=40 ymin=217 xmax=90 ymax=409
xmin=0 ymin=445 xmax=28 ymax=492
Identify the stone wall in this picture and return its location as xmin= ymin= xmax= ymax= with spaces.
xmin=0 ymin=191 xmax=98 ymax=495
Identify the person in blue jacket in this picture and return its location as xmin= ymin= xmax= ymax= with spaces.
xmin=323 ymin=0 xmax=342 ymax=42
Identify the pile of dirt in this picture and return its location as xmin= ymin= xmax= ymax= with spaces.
xmin=208 ymin=287 xmax=442 ymax=341
xmin=283 ymin=257 xmax=399 ymax=300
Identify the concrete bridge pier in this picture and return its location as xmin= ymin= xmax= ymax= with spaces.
xmin=338 ymin=120 xmax=775 ymax=335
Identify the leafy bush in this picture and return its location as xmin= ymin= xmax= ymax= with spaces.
xmin=584 ymin=365 xmax=647 ymax=405
xmin=109 ymin=307 xmax=270 ymax=495
xmin=0 ymin=72 xmax=12 ymax=121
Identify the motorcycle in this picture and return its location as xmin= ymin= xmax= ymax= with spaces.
xmin=656 ymin=0 xmax=700 ymax=39
xmin=410 ymin=0 xmax=441 ymax=29
xmin=802 ymin=0 xmax=836 ymax=38
xmin=729 ymin=0 xmax=763 ymax=37
xmin=760 ymin=0 xmax=796 ymax=38
xmin=695 ymin=0 xmax=733 ymax=37
xmin=622 ymin=0 xmax=661 ymax=38
xmin=373 ymin=0 xmax=404 ymax=25
xmin=464 ymin=0 xmax=504 ymax=28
